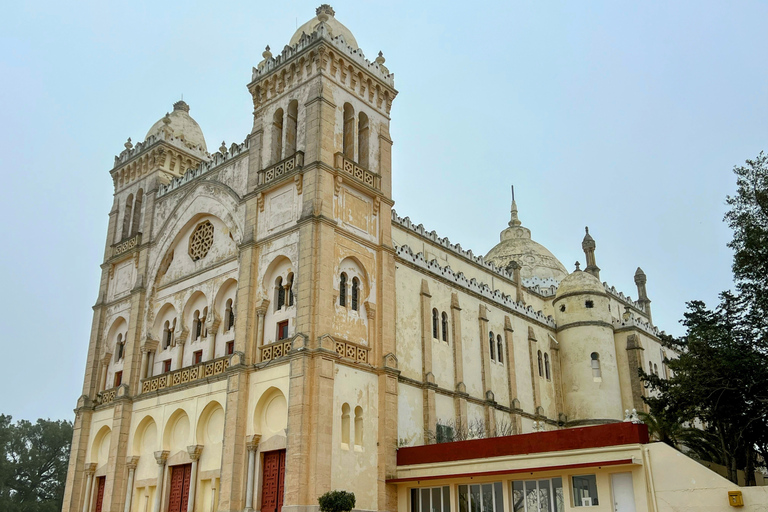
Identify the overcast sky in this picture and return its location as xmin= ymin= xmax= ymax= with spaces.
xmin=1 ymin=1 xmax=766 ymax=422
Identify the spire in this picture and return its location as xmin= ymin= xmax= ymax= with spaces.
xmin=582 ymin=226 xmax=600 ymax=280
xmin=509 ymin=185 xmax=522 ymax=227
xmin=634 ymin=267 xmax=652 ymax=323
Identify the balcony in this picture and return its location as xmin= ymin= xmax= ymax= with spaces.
xmin=112 ymin=233 xmax=142 ymax=258
xmin=258 ymin=151 xmax=304 ymax=187
xmin=95 ymin=387 xmax=118 ymax=405
xmin=140 ymin=355 xmax=230 ymax=394
xmin=334 ymin=153 xmax=380 ymax=191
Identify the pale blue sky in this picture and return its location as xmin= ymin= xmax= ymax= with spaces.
xmin=1 ymin=1 xmax=765 ymax=422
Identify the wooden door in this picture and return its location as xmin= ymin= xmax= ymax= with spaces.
xmin=261 ymin=450 xmax=286 ymax=512
xmin=93 ymin=476 xmax=105 ymax=512
xmin=168 ymin=464 xmax=192 ymax=512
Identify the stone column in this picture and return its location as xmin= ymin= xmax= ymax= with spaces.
xmin=527 ymin=327 xmax=541 ymax=410
xmin=100 ymin=355 xmax=112 ymax=392
xmin=450 ymin=293 xmax=468 ymax=426
xmin=244 ymin=435 xmax=260 ymax=512
xmin=365 ymin=303 xmax=376 ymax=362
xmin=147 ymin=351 xmax=155 ymax=378
xmin=251 ymin=435 xmax=262 ymax=511
xmin=152 ymin=451 xmax=168 ymax=512
xmin=81 ymin=463 xmax=97 ymax=512
xmin=478 ymin=304 xmax=493 ymax=427
xmin=176 ymin=339 xmax=185 ymax=370
xmin=140 ymin=348 xmax=149 ymax=379
xmin=123 ymin=457 xmax=139 ymax=512
xmin=255 ymin=303 xmax=268 ymax=362
xmin=419 ymin=280 xmax=436 ymax=440
xmin=503 ymin=317 xmax=520 ymax=434
xmin=186 ymin=445 xmax=202 ymax=512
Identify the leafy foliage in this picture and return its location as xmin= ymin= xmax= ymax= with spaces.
xmin=318 ymin=490 xmax=356 ymax=512
xmin=0 ymin=415 xmax=73 ymax=512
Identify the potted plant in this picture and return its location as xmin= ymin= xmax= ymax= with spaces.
xmin=318 ymin=490 xmax=356 ymax=512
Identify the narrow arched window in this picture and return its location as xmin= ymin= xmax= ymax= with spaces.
xmin=341 ymin=403 xmax=350 ymax=445
xmin=201 ymin=307 xmax=208 ymax=338
xmin=130 ymin=188 xmax=143 ymax=236
xmin=163 ymin=321 xmax=171 ymax=349
xmin=591 ymin=352 xmax=602 ymax=379
xmin=358 ymin=111 xmax=369 ymax=168
xmin=225 ymin=298 xmax=234 ymax=331
xmin=122 ymin=194 xmax=133 ymax=239
xmin=351 ymin=278 xmax=359 ymax=311
xmin=193 ymin=311 xmax=201 ymax=341
xmin=654 ymin=363 xmax=659 ymax=376
xmin=544 ymin=353 xmax=550 ymax=380
xmin=343 ymin=103 xmax=355 ymax=159
xmin=649 ymin=361 xmax=654 ymax=375
xmin=271 ymin=108 xmax=284 ymax=163
xmin=287 ymin=273 xmax=294 ymax=307
xmin=537 ymin=350 xmax=543 ymax=377
xmin=115 ymin=333 xmax=124 ymax=362
xmin=441 ymin=312 xmax=449 ymax=342
xmin=489 ymin=331 xmax=496 ymax=361
xmin=285 ymin=100 xmax=298 ymax=155
xmin=339 ymin=273 xmax=347 ymax=307
xmin=497 ymin=335 xmax=503 ymax=365
xmin=432 ymin=309 xmax=439 ymax=338
xmin=354 ymin=406 xmax=363 ymax=446
xmin=276 ymin=277 xmax=285 ymax=311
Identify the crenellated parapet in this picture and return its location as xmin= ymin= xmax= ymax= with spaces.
xmin=248 ymin=23 xmax=396 ymax=115
xmin=521 ymin=277 xmax=560 ymax=297
xmin=612 ymin=315 xmax=662 ymax=339
xmin=395 ymin=244 xmax=557 ymax=328
xmin=603 ymin=282 xmax=648 ymax=314
xmin=156 ymin=139 xmax=249 ymax=198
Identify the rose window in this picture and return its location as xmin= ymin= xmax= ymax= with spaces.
xmin=189 ymin=221 xmax=214 ymax=261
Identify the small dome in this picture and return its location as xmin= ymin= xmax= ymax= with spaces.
xmin=289 ymin=5 xmax=358 ymax=49
xmin=556 ymin=268 xmax=605 ymax=298
xmin=145 ymin=100 xmax=208 ymax=152
xmin=485 ymin=198 xmax=568 ymax=281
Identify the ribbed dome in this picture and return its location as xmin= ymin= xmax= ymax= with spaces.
xmin=485 ymin=199 xmax=568 ymax=281
xmin=145 ymin=100 xmax=208 ymax=152
xmin=289 ymin=5 xmax=358 ymax=49
xmin=555 ymin=269 xmax=605 ymax=298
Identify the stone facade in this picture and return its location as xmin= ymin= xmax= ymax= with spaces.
xmin=62 ymin=6 xmax=689 ymax=512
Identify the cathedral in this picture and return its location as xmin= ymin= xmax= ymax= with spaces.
xmin=62 ymin=5 xmax=767 ymax=512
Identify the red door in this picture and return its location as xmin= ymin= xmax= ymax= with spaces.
xmin=93 ymin=477 xmax=105 ymax=512
xmin=167 ymin=464 xmax=192 ymax=512
xmin=261 ymin=450 xmax=286 ymax=512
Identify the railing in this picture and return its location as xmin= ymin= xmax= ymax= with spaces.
xmin=140 ymin=356 xmax=230 ymax=394
xmin=258 ymin=151 xmax=304 ymax=187
xmin=334 ymin=153 xmax=380 ymax=190
xmin=260 ymin=339 xmax=293 ymax=363
xmin=112 ymin=233 xmax=142 ymax=257
xmin=96 ymin=387 xmax=118 ymax=405
xmin=334 ymin=339 xmax=369 ymax=364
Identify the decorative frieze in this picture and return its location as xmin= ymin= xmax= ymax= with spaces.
xmin=140 ymin=356 xmax=230 ymax=394
xmin=258 ymin=151 xmax=304 ymax=188
xmin=112 ymin=233 xmax=142 ymax=258
xmin=334 ymin=153 xmax=380 ymax=190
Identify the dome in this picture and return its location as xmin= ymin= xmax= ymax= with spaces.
xmin=145 ymin=100 xmax=208 ymax=152
xmin=485 ymin=199 xmax=568 ymax=281
xmin=289 ymin=5 xmax=358 ymax=49
xmin=555 ymin=268 xmax=605 ymax=298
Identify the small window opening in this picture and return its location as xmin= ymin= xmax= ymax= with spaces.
xmin=271 ymin=108 xmax=284 ymax=164
xmin=354 ymin=406 xmax=363 ymax=446
xmin=163 ymin=360 xmax=172 ymax=373
xmin=193 ymin=350 xmax=203 ymax=365
xmin=544 ymin=353 xmax=551 ymax=380
xmin=497 ymin=335 xmax=503 ymax=365
xmin=351 ymin=277 xmax=359 ymax=311
xmin=193 ymin=310 xmax=201 ymax=341
xmin=341 ymin=403 xmax=350 ymax=445
xmin=277 ymin=320 xmax=289 ymax=341
xmin=287 ymin=273 xmax=294 ymax=307
xmin=225 ymin=298 xmax=234 ymax=331
xmin=339 ymin=273 xmax=347 ymax=307
xmin=358 ymin=112 xmax=369 ymax=168
xmin=115 ymin=333 xmax=124 ymax=362
xmin=585 ymin=300 xmax=594 ymax=308
xmin=276 ymin=277 xmax=285 ymax=311
xmin=537 ymin=350 xmax=543 ymax=377
xmin=489 ymin=332 xmax=496 ymax=361
xmin=163 ymin=321 xmax=172 ymax=349
xmin=226 ymin=341 xmax=234 ymax=355
xmin=113 ymin=371 xmax=122 ymax=387
xmin=591 ymin=352 xmax=602 ymax=379
xmin=432 ymin=309 xmax=439 ymax=339
xmin=441 ymin=312 xmax=449 ymax=342
xmin=559 ymin=304 xmax=566 ymax=312
xmin=343 ymin=103 xmax=355 ymax=159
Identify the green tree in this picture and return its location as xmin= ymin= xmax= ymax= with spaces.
xmin=0 ymin=415 xmax=73 ymax=512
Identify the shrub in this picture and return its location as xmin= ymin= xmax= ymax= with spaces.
xmin=318 ymin=490 xmax=356 ymax=512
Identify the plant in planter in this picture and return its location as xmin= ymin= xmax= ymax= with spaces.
xmin=318 ymin=490 xmax=356 ymax=512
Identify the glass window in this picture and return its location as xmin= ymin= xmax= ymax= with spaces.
xmin=459 ymin=483 xmax=502 ymax=512
xmin=511 ymin=478 xmax=564 ymax=512
xmin=411 ymin=487 xmax=450 ymax=512
xmin=571 ymin=475 xmax=599 ymax=507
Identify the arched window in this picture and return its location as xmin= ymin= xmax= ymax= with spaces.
xmin=275 ymin=277 xmax=285 ymax=311
xmin=201 ymin=307 xmax=208 ymax=338
xmin=654 ymin=363 xmax=659 ymax=376
xmin=354 ymin=406 xmax=363 ymax=446
xmin=339 ymin=273 xmax=347 ymax=307
xmin=343 ymin=103 xmax=355 ymax=159
xmin=193 ymin=311 xmax=201 ymax=341
xmin=591 ymin=352 xmax=602 ymax=379
xmin=441 ymin=312 xmax=449 ymax=342
xmin=271 ymin=108 xmax=284 ymax=163
xmin=122 ymin=193 xmax=133 ymax=239
xmin=649 ymin=361 xmax=654 ymax=375
xmin=537 ymin=350 xmax=543 ymax=376
xmin=115 ymin=333 xmax=124 ymax=362
xmin=351 ymin=277 xmax=359 ymax=311
xmin=489 ymin=332 xmax=496 ymax=361
xmin=497 ymin=335 xmax=503 ymax=365
xmin=544 ymin=353 xmax=550 ymax=380
xmin=130 ymin=188 xmax=143 ymax=236
xmin=358 ymin=111 xmax=369 ymax=168
xmin=163 ymin=321 xmax=171 ymax=349
xmin=285 ymin=100 xmax=298 ymax=155
xmin=287 ymin=273 xmax=294 ymax=307
xmin=341 ymin=403 xmax=350 ymax=445
xmin=432 ymin=309 xmax=439 ymax=339
xmin=225 ymin=298 xmax=234 ymax=331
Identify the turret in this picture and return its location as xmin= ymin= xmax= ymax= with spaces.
xmin=634 ymin=267 xmax=652 ymax=323
xmin=582 ymin=227 xmax=600 ymax=280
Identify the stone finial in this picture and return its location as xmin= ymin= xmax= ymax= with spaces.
xmin=582 ymin=226 xmax=600 ymax=279
xmin=173 ymin=100 xmax=190 ymax=113
xmin=316 ymin=4 xmax=335 ymax=21
xmin=219 ymin=141 xmax=227 ymax=154
xmin=582 ymin=226 xmax=595 ymax=250
xmin=162 ymin=113 xmax=171 ymax=125
xmin=574 ymin=261 xmax=581 ymax=271
xmin=263 ymin=46 xmax=272 ymax=60
xmin=375 ymin=51 xmax=389 ymax=73
xmin=634 ymin=267 xmax=647 ymax=285
xmin=508 ymin=185 xmax=522 ymax=227
xmin=124 ymin=137 xmax=133 ymax=150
